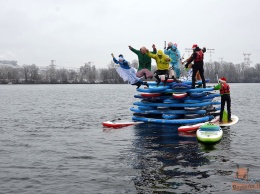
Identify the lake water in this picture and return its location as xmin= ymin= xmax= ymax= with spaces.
xmin=0 ymin=83 xmax=260 ymax=194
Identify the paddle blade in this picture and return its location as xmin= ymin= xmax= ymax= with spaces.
xmin=223 ymin=110 xmax=228 ymax=122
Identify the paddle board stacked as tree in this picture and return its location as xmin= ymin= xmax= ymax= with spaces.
xmin=102 ymin=77 xmax=239 ymax=129
xmin=131 ymin=78 xmax=222 ymax=125
xmin=103 ymin=46 xmax=238 ymax=129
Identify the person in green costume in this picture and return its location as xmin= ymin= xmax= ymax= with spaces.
xmin=128 ymin=44 xmax=157 ymax=79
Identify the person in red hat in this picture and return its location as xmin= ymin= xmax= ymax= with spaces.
xmin=214 ymin=77 xmax=232 ymax=123
xmin=183 ymin=44 xmax=206 ymax=88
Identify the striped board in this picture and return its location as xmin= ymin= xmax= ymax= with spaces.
xmin=196 ymin=123 xmax=223 ymax=143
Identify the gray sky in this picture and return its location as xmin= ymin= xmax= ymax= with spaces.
xmin=0 ymin=0 xmax=259 ymax=68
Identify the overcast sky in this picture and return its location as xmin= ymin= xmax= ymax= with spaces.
xmin=0 ymin=0 xmax=259 ymax=69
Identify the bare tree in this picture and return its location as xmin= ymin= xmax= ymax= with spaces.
xmin=57 ymin=68 xmax=69 ymax=83
xmin=23 ymin=65 xmax=31 ymax=83
xmin=47 ymin=64 xmax=57 ymax=83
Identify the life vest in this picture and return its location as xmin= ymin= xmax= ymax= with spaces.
xmin=220 ymin=83 xmax=230 ymax=94
xmin=194 ymin=50 xmax=204 ymax=62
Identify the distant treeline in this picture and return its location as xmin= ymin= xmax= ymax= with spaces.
xmin=0 ymin=60 xmax=259 ymax=84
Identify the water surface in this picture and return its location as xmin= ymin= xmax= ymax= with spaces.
xmin=0 ymin=84 xmax=259 ymax=193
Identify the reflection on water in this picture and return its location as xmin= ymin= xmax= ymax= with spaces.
xmin=128 ymin=122 xmax=237 ymax=193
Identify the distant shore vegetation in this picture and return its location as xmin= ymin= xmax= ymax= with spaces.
xmin=0 ymin=60 xmax=259 ymax=84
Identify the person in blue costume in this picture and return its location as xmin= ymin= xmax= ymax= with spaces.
xmin=111 ymin=53 xmax=149 ymax=89
xmin=214 ymin=77 xmax=232 ymax=123
xmin=164 ymin=42 xmax=181 ymax=79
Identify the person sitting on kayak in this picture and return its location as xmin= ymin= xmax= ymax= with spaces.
xmin=214 ymin=77 xmax=232 ymax=123
xmin=111 ymin=53 xmax=149 ymax=89
xmin=145 ymin=49 xmax=172 ymax=87
xmin=128 ymin=44 xmax=156 ymax=79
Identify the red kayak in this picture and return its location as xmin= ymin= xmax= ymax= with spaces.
xmin=178 ymin=123 xmax=205 ymax=133
xmin=102 ymin=120 xmax=143 ymax=128
xmin=166 ymin=79 xmax=174 ymax=83
xmin=141 ymin=93 xmax=161 ymax=98
xmin=178 ymin=116 xmax=220 ymax=133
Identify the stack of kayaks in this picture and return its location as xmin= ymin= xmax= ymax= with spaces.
xmin=131 ymin=79 xmax=221 ymax=125
xmin=196 ymin=123 xmax=223 ymax=143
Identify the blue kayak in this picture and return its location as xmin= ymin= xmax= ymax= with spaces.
xmin=136 ymin=85 xmax=170 ymax=93
xmin=164 ymin=87 xmax=214 ymax=93
xmin=133 ymin=101 xmax=218 ymax=107
xmin=130 ymin=107 xmax=207 ymax=114
xmin=132 ymin=115 xmax=214 ymax=125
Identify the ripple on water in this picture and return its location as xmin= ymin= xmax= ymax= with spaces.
xmin=0 ymin=84 xmax=260 ymax=193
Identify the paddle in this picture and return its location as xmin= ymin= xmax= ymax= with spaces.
xmin=216 ymin=72 xmax=219 ymax=83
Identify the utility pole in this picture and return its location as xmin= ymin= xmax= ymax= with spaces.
xmin=219 ymin=57 xmax=223 ymax=65
xmin=184 ymin=48 xmax=193 ymax=58
xmin=243 ymin=53 xmax=251 ymax=67
xmin=185 ymin=48 xmax=215 ymax=62
xmin=50 ymin=60 xmax=56 ymax=67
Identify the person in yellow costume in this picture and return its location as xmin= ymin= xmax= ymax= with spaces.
xmin=145 ymin=49 xmax=171 ymax=86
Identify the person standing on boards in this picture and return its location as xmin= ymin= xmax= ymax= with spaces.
xmin=214 ymin=77 xmax=232 ymax=123
xmin=184 ymin=44 xmax=206 ymax=89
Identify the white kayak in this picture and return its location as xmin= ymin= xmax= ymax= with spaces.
xmin=218 ymin=115 xmax=239 ymax=127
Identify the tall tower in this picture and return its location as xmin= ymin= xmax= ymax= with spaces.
xmin=207 ymin=49 xmax=215 ymax=62
xmin=219 ymin=57 xmax=223 ymax=65
xmin=51 ymin=60 xmax=56 ymax=67
xmin=184 ymin=48 xmax=193 ymax=57
xmin=185 ymin=48 xmax=215 ymax=62
xmin=243 ymin=53 xmax=251 ymax=67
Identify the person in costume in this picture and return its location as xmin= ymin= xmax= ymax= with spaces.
xmin=164 ymin=42 xmax=181 ymax=79
xmin=128 ymin=44 xmax=157 ymax=79
xmin=214 ymin=77 xmax=232 ymax=123
xmin=111 ymin=53 xmax=149 ymax=89
xmin=184 ymin=44 xmax=206 ymax=89
xmin=145 ymin=49 xmax=171 ymax=86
